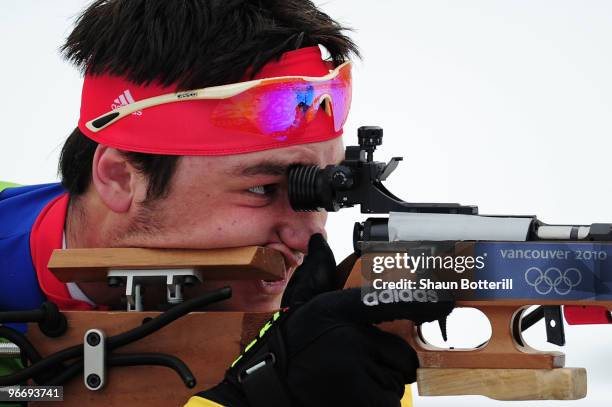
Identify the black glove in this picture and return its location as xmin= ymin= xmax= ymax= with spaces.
xmin=187 ymin=234 xmax=454 ymax=407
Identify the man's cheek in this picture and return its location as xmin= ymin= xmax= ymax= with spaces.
xmin=217 ymin=210 xmax=276 ymax=241
xmin=320 ymin=211 xmax=329 ymax=225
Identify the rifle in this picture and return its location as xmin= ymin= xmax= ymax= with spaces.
xmin=287 ymin=125 xmax=612 ymax=401
xmin=2 ymin=126 xmax=610 ymax=405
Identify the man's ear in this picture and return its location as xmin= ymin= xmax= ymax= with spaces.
xmin=91 ymin=145 xmax=137 ymax=213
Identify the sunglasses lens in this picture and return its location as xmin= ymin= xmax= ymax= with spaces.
xmin=254 ymin=83 xmax=316 ymax=134
xmin=212 ymin=63 xmax=351 ymax=136
xmin=328 ymin=67 xmax=352 ymax=131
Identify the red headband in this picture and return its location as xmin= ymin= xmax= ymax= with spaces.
xmin=77 ymin=46 xmax=343 ymax=156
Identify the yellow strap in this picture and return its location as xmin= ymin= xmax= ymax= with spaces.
xmin=401 ymin=384 xmax=414 ymax=407
xmin=0 ymin=181 xmax=20 ymax=193
xmin=182 ymin=386 xmax=411 ymax=407
xmin=183 ymin=396 xmax=226 ymax=407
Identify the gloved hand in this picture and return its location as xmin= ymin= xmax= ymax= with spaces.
xmin=185 ymin=234 xmax=454 ymax=407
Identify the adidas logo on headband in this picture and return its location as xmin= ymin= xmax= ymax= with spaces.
xmin=111 ymin=89 xmax=142 ymax=116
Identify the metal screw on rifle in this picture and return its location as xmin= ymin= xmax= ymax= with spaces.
xmin=331 ymin=167 xmax=353 ymax=189
xmin=86 ymin=332 xmax=101 ymax=347
xmin=357 ymin=126 xmax=383 ymax=161
xmin=183 ymin=276 xmax=197 ymax=287
xmin=107 ymin=276 xmax=121 ymax=287
xmin=86 ymin=374 xmax=101 ymax=389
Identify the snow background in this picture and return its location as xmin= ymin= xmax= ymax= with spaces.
xmin=1 ymin=1 xmax=611 ymax=405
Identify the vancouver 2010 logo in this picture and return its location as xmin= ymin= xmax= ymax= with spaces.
xmin=524 ymin=267 xmax=582 ymax=295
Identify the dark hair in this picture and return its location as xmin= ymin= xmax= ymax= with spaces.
xmin=59 ymin=0 xmax=358 ymax=200
xmin=59 ymin=128 xmax=181 ymax=201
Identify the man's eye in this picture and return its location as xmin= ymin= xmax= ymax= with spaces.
xmin=247 ymin=185 xmax=276 ymax=196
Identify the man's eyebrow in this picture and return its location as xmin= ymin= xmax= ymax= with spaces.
xmin=228 ymin=161 xmax=297 ymax=177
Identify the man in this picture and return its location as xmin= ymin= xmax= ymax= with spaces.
xmin=0 ymin=1 xmax=452 ymax=405
xmin=2 ymin=0 xmax=355 ymax=312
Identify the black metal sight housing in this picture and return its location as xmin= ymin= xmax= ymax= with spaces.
xmin=287 ymin=126 xmax=478 ymax=215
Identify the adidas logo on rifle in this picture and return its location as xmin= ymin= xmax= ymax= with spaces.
xmin=111 ymin=90 xmax=142 ymax=116
xmin=362 ymin=288 xmax=439 ymax=306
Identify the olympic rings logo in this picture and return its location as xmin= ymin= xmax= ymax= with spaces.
xmin=524 ymin=267 xmax=582 ymax=296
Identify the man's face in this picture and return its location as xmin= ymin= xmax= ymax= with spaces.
xmin=116 ymin=137 xmax=345 ymax=311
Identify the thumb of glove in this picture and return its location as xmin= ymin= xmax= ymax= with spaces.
xmin=281 ymin=234 xmax=338 ymax=308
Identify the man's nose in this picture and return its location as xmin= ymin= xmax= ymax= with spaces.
xmin=277 ymin=208 xmax=327 ymax=254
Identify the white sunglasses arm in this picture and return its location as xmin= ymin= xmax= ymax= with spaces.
xmin=84 ymin=61 xmax=349 ymax=133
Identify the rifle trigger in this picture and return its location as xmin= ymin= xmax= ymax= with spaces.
xmin=544 ymin=305 xmax=566 ymax=346
xmin=438 ymin=317 xmax=448 ymax=342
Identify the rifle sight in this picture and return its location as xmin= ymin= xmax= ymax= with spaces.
xmin=287 ymin=126 xmax=478 ymax=215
